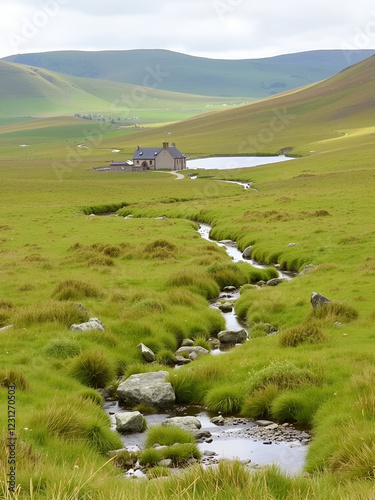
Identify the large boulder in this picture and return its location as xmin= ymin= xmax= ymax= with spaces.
xmin=175 ymin=346 xmax=209 ymax=356
xmin=137 ymin=343 xmax=156 ymax=363
xmin=70 ymin=318 xmax=104 ymax=332
xmin=310 ymin=292 xmax=332 ymax=308
xmin=117 ymin=371 xmax=175 ymax=409
xmin=218 ymin=302 xmax=233 ymax=312
xmin=217 ymin=329 xmax=248 ymax=344
xmin=115 ymin=411 xmax=145 ymax=433
xmin=242 ymin=246 xmax=253 ymax=259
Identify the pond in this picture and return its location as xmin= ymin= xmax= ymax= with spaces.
xmin=187 ymin=155 xmax=292 ymax=170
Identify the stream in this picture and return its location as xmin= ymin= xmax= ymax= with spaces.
xmin=104 ymin=219 xmax=308 ymax=476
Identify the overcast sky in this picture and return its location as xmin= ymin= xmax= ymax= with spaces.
xmin=1 ymin=0 xmax=375 ymax=60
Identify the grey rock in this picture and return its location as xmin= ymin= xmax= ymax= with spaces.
xmin=310 ymin=292 xmax=332 ymax=308
xmin=255 ymin=420 xmax=276 ymax=427
xmin=287 ymin=243 xmax=299 ymax=247
xmin=264 ymin=423 xmax=279 ymax=430
xmin=115 ymin=411 xmax=145 ymax=433
xmin=256 ymin=280 xmax=267 ymax=286
xmin=242 ymin=246 xmax=253 ymax=259
xmin=137 ymin=343 xmax=156 ymax=363
xmin=117 ymin=371 xmax=175 ymax=409
xmin=125 ymin=214 xmax=134 ymax=219
xmin=217 ymin=329 xmax=248 ymax=344
xmin=176 ymin=346 xmax=209 ymax=356
xmin=189 ymin=352 xmax=198 ymax=361
xmin=181 ymin=338 xmax=194 ymax=347
xmin=211 ymin=415 xmax=225 ymax=425
xmin=299 ymin=264 xmax=316 ymax=276
xmin=162 ymin=416 xmax=201 ymax=430
xmin=158 ymin=459 xmax=172 ymax=468
xmin=174 ymin=355 xmax=191 ymax=365
xmin=155 ymin=216 xmax=167 ymax=220
xmin=223 ymin=286 xmax=236 ymax=292
xmin=266 ymin=278 xmax=286 ymax=287
xmin=70 ymin=317 xmax=104 ymax=332
xmin=0 ymin=325 xmax=14 ymax=332
xmin=203 ymin=450 xmax=217 ymax=457
xmin=219 ymin=239 xmax=235 ymax=245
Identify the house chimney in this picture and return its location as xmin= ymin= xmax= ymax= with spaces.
xmin=136 ymin=146 xmax=139 ymax=151
xmin=163 ymin=142 xmax=168 ymax=150
xmin=172 ymin=142 xmax=175 ymax=147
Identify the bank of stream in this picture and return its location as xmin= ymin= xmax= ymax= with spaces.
xmin=104 ymin=219 xmax=308 ymax=476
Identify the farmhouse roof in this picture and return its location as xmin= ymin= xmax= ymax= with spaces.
xmin=133 ymin=143 xmax=185 ymax=160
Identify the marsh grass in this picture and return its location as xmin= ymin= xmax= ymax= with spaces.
xmin=204 ymin=384 xmax=245 ymax=415
xmin=241 ymin=384 xmax=279 ymax=419
xmin=145 ymin=425 xmax=196 ymax=448
xmin=51 ymin=279 xmax=103 ymax=301
xmin=279 ymin=320 xmax=326 ymax=347
xmin=168 ymin=371 xmax=203 ymax=404
xmin=207 ymin=262 xmax=247 ymax=288
xmin=166 ymin=270 xmax=220 ymax=299
xmin=14 ymin=301 xmax=88 ymax=327
xmin=309 ymin=301 xmax=359 ymax=323
xmin=43 ymin=338 xmax=81 ymax=359
xmin=70 ymin=349 xmax=116 ymax=388
xmin=0 ymin=368 xmax=29 ymax=390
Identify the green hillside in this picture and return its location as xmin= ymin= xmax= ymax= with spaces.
xmin=110 ymin=54 xmax=375 ymax=157
xmin=0 ymin=60 xmax=247 ymax=121
xmin=4 ymin=48 xmax=374 ymax=98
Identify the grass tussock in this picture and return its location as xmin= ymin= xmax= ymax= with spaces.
xmin=70 ymin=349 xmax=116 ymax=388
xmin=29 ymin=396 xmax=122 ymax=452
xmin=204 ymin=384 xmax=245 ymax=415
xmin=0 ymin=368 xmax=29 ymax=390
xmin=43 ymin=338 xmax=81 ymax=359
xmin=51 ymin=279 xmax=103 ymax=301
xmin=145 ymin=425 xmax=196 ymax=448
xmin=166 ymin=269 xmax=220 ymax=299
xmin=207 ymin=262 xmax=247 ymax=288
xmin=168 ymin=371 xmax=203 ymax=404
xmin=249 ymin=361 xmax=322 ymax=393
xmin=241 ymin=384 xmax=279 ymax=419
xmin=14 ymin=301 xmax=88 ymax=327
xmin=279 ymin=320 xmax=326 ymax=347
xmin=309 ymin=301 xmax=359 ymax=323
xmin=144 ymin=239 xmax=177 ymax=260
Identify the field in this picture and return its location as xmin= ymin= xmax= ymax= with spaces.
xmin=0 ymin=55 xmax=375 ymax=499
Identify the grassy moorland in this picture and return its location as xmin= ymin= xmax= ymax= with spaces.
xmin=0 ymin=60 xmax=247 ymax=124
xmin=0 ymin=55 xmax=375 ymax=499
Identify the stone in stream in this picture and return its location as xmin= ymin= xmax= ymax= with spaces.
xmin=175 ymin=346 xmax=209 ymax=356
xmin=242 ymin=246 xmax=253 ymax=259
xmin=181 ymin=338 xmax=194 ymax=347
xmin=117 ymin=371 xmax=175 ymax=409
xmin=255 ymin=420 xmax=276 ymax=427
xmin=310 ymin=292 xmax=332 ymax=308
xmin=137 ymin=343 xmax=156 ymax=362
xmin=218 ymin=302 xmax=233 ymax=312
xmin=115 ymin=411 xmax=145 ymax=433
xmin=161 ymin=416 xmax=208 ymax=439
xmin=70 ymin=317 xmax=104 ymax=332
xmin=217 ymin=329 xmax=248 ymax=344
xmin=223 ymin=286 xmax=236 ymax=292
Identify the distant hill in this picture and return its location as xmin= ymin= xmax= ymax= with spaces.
xmin=3 ymin=49 xmax=374 ymax=98
xmin=0 ymin=60 xmax=246 ymax=119
xmin=114 ymin=54 xmax=375 ymax=156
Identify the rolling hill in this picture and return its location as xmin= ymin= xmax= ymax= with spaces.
xmin=0 ymin=60 xmax=246 ymax=120
xmin=3 ymin=49 xmax=374 ymax=98
xmin=109 ymin=54 xmax=375 ymax=157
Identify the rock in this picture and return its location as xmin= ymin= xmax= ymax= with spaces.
xmin=115 ymin=411 xmax=145 ymax=433
xmin=223 ymin=286 xmax=236 ymax=292
xmin=255 ymin=420 xmax=276 ymax=427
xmin=73 ymin=303 xmax=90 ymax=316
xmin=263 ymin=323 xmax=278 ymax=334
xmin=266 ymin=278 xmax=286 ymax=287
xmin=189 ymin=352 xmax=198 ymax=361
xmin=256 ymin=280 xmax=267 ymax=286
xmin=218 ymin=302 xmax=233 ymax=312
xmin=333 ymin=321 xmax=343 ymax=327
xmin=158 ymin=459 xmax=172 ymax=468
xmin=181 ymin=338 xmax=194 ymax=347
xmin=0 ymin=325 xmax=14 ymax=332
xmin=125 ymin=215 xmax=134 ymax=219
xmin=299 ymin=264 xmax=316 ymax=276
xmin=70 ymin=317 xmax=104 ymax=332
xmin=155 ymin=216 xmax=167 ymax=220
xmin=287 ymin=243 xmax=299 ymax=247
xmin=174 ymin=356 xmax=191 ymax=365
xmin=219 ymin=239 xmax=235 ymax=245
xmin=176 ymin=346 xmax=209 ymax=356
xmin=242 ymin=246 xmax=253 ymax=259
xmin=97 ymin=385 xmax=115 ymax=400
xmin=264 ymin=423 xmax=279 ymax=430
xmin=217 ymin=329 xmax=248 ymax=344
xmin=162 ymin=416 xmax=205 ymax=439
xmin=211 ymin=416 xmax=225 ymax=425
xmin=203 ymin=450 xmax=217 ymax=457
xmin=117 ymin=371 xmax=175 ymax=409
xmin=137 ymin=343 xmax=156 ymax=363
xmin=107 ymin=448 xmax=128 ymax=457
xmin=310 ymin=292 xmax=332 ymax=308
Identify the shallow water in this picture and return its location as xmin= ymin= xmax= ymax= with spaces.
xmin=187 ymin=155 xmax=292 ymax=170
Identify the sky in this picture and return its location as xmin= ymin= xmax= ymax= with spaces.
xmin=1 ymin=0 xmax=375 ymax=61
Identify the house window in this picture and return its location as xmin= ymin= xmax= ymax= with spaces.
xmin=150 ymin=160 xmax=153 ymax=165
